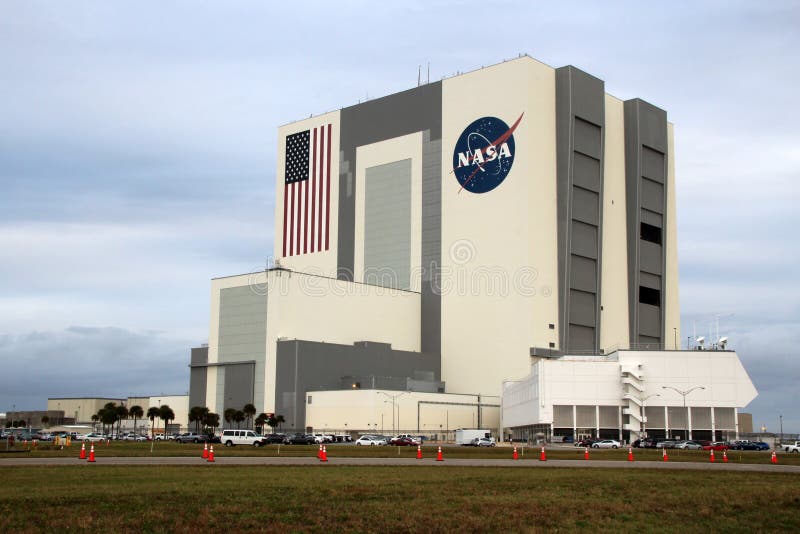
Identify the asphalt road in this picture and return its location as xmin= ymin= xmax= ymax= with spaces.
xmin=1 ymin=455 xmax=799 ymax=473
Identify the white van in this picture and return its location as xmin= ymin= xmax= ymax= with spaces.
xmin=220 ymin=429 xmax=265 ymax=447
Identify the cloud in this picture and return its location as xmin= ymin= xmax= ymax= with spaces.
xmin=0 ymin=326 xmax=193 ymax=411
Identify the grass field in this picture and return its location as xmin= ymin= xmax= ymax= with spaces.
xmin=2 ymin=440 xmax=799 ymax=465
xmin=0 ymin=465 xmax=798 ymax=532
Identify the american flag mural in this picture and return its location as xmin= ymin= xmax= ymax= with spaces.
xmin=283 ymin=124 xmax=332 ymax=256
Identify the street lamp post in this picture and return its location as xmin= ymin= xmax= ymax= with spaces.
xmin=662 ymin=386 xmax=705 ymax=440
xmin=640 ymin=393 xmax=660 ymax=439
xmin=376 ymin=392 xmax=406 ymax=435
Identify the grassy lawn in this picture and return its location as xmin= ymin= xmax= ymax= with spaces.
xmin=0 ymin=465 xmax=797 ymax=532
xmin=2 ymin=440 xmax=799 ymax=465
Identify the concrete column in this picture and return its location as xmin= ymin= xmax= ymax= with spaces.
xmin=595 ymin=405 xmax=600 ymax=438
xmin=711 ymin=407 xmax=716 ymax=441
xmin=734 ymin=408 xmax=739 ymax=440
xmin=664 ymin=406 xmax=670 ymax=438
xmin=572 ymin=405 xmax=577 ymax=440
xmin=687 ymin=407 xmax=693 ymax=441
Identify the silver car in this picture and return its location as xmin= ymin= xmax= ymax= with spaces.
xmin=591 ymin=439 xmax=621 ymax=449
xmin=674 ymin=440 xmax=703 ymax=450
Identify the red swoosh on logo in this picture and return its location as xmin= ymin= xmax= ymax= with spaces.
xmin=455 ymin=112 xmax=524 ymax=194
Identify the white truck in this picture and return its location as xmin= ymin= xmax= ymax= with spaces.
xmin=784 ymin=441 xmax=800 ymax=453
xmin=456 ymin=429 xmax=493 ymax=446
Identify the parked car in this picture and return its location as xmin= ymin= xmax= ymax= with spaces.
xmin=355 ymin=435 xmax=385 ymax=446
xmin=174 ymin=433 xmax=207 ymax=444
xmin=782 ymin=441 xmax=800 ymax=453
xmin=82 ymin=433 xmax=107 ymax=442
xmin=562 ymin=435 xmax=575 ymax=443
xmin=730 ymin=441 xmax=760 ymax=451
xmin=675 ymin=440 xmax=703 ymax=450
xmin=283 ymin=433 xmax=315 ymax=445
xmin=752 ymin=441 xmax=770 ymax=451
xmin=656 ymin=440 xmax=678 ymax=449
xmin=389 ymin=436 xmax=418 ymax=446
xmin=220 ymin=429 xmax=266 ymax=447
xmin=262 ymin=433 xmax=286 ymax=444
xmin=702 ymin=441 xmax=730 ymax=451
xmin=473 ymin=437 xmax=496 ymax=447
xmin=574 ymin=439 xmax=597 ymax=448
xmin=591 ymin=439 xmax=621 ymax=449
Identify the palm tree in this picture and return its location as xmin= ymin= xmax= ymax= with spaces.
xmin=223 ymin=408 xmax=236 ymax=430
xmin=158 ymin=405 xmax=175 ymax=436
xmin=116 ymin=405 xmax=129 ymax=437
xmin=275 ymin=415 xmax=285 ymax=432
xmin=189 ymin=406 xmax=209 ymax=434
xmin=147 ymin=407 xmax=160 ymax=438
xmin=204 ymin=412 xmax=220 ymax=434
xmin=91 ymin=414 xmax=100 ymax=431
xmin=129 ymin=405 xmax=144 ymax=435
xmin=233 ymin=410 xmax=245 ymax=429
xmin=255 ymin=413 xmax=268 ymax=434
xmin=243 ymin=403 xmax=257 ymax=429
xmin=40 ymin=415 xmax=50 ymax=428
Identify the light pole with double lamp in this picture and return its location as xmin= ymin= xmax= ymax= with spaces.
xmin=640 ymin=393 xmax=660 ymax=439
xmin=662 ymin=386 xmax=705 ymax=440
xmin=376 ymin=391 xmax=407 ymax=435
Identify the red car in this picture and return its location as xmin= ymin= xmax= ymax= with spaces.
xmin=390 ymin=436 xmax=417 ymax=446
xmin=702 ymin=441 xmax=729 ymax=451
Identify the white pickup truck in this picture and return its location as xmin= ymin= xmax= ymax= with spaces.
xmin=784 ymin=441 xmax=800 ymax=453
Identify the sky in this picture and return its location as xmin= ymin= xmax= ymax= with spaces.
xmin=1 ymin=1 xmax=798 ymax=432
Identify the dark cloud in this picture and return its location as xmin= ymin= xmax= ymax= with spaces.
xmin=0 ymin=326 xmax=193 ymax=410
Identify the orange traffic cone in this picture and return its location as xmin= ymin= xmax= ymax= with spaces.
xmin=710 ymin=449 xmax=715 ymax=463
xmin=321 ymin=445 xmax=328 ymax=462
xmin=662 ymin=448 xmax=668 ymax=462
xmin=513 ymin=446 xmax=519 ymax=460
xmin=202 ymin=443 xmax=208 ymax=459
xmin=317 ymin=444 xmax=323 ymax=459
xmin=584 ymin=447 xmax=589 ymax=460
xmin=771 ymin=451 xmax=778 ymax=464
xmin=628 ymin=447 xmax=634 ymax=462
xmin=87 ymin=444 xmax=96 ymax=463
xmin=539 ymin=447 xmax=546 ymax=461
xmin=79 ymin=442 xmax=87 ymax=460
xmin=207 ymin=445 xmax=215 ymax=463
xmin=723 ymin=450 xmax=728 ymax=463
xmin=416 ymin=445 xmax=423 ymax=459
xmin=436 ymin=446 xmax=443 ymax=461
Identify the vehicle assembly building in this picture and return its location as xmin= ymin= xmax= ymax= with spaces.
xmin=188 ymin=55 xmax=756 ymax=440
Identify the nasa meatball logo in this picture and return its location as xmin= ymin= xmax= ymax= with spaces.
xmin=452 ymin=113 xmax=524 ymax=194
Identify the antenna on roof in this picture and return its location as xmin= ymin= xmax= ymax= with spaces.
xmin=418 ymin=65 xmax=421 ymax=87
xmin=427 ymin=62 xmax=430 ymax=84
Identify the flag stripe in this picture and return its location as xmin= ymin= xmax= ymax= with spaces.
xmin=325 ymin=123 xmax=332 ymax=250
xmin=310 ymin=128 xmax=317 ymax=252
xmin=282 ymin=177 xmax=288 ymax=257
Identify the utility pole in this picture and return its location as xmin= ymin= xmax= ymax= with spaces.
xmin=662 ymin=386 xmax=705 ymax=440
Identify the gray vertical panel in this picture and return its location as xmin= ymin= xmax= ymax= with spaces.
xmin=218 ymin=285 xmax=267 ymax=411
xmin=575 ymin=405 xmax=595 ymax=427
xmin=223 ymin=364 xmax=255 ymax=416
xmin=556 ymin=65 xmax=605 ymax=354
xmin=421 ymin=133 xmax=442 ymax=358
xmin=364 ymin=159 xmax=412 ymax=289
xmin=554 ymin=405 xmax=575 ymax=427
xmin=338 ymin=82 xmax=442 ymax=281
xmin=189 ymin=347 xmax=208 ymax=409
xmin=624 ymin=98 xmax=668 ymax=347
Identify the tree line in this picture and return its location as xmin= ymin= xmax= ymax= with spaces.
xmin=190 ymin=403 xmax=284 ymax=434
